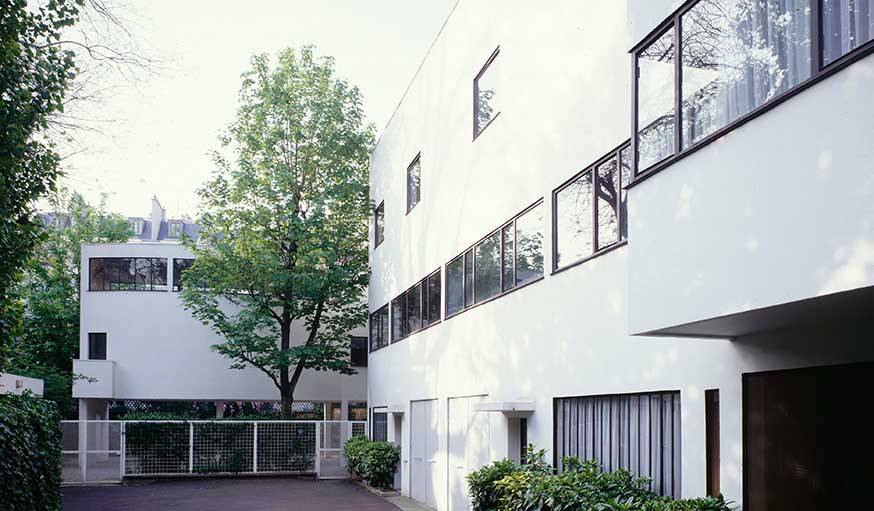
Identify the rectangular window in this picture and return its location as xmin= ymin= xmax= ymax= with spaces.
xmin=391 ymin=296 xmax=404 ymax=342
xmin=88 ymin=258 xmax=168 ymax=291
xmin=348 ymin=402 xmax=368 ymax=421
xmin=369 ymin=304 xmax=390 ymax=352
xmin=407 ymin=154 xmax=421 ymax=212
xmin=446 ymin=200 xmax=544 ymax=317
xmin=405 ymin=283 xmax=422 ymax=334
xmin=474 ymin=47 xmax=500 ymax=138
xmin=823 ymin=0 xmax=874 ymax=65
xmin=390 ymin=270 xmax=440 ymax=343
xmin=554 ymin=391 xmax=681 ymax=497
xmin=372 ymin=410 xmax=388 ymax=442
xmin=374 ymin=201 xmax=385 ymax=248
xmin=426 ymin=270 xmax=441 ymax=326
xmin=554 ymin=144 xmax=629 ymax=271
xmin=168 ymin=221 xmax=183 ymax=238
xmin=705 ymin=389 xmax=720 ymax=497
xmin=88 ymin=332 xmax=107 ymax=360
xmin=173 ymin=258 xmax=194 ymax=292
xmin=637 ymin=28 xmax=676 ymax=171
xmin=130 ymin=219 xmax=144 ymax=235
xmin=350 ymin=336 xmax=368 ymax=367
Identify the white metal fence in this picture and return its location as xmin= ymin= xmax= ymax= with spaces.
xmin=61 ymin=420 xmax=366 ymax=483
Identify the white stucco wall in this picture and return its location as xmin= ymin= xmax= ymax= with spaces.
xmin=0 ymin=373 xmax=44 ymax=396
xmin=367 ymin=0 xmax=874 ymax=509
xmin=77 ymin=242 xmax=366 ymax=403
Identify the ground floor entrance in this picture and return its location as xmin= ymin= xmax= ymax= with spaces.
xmin=744 ymin=362 xmax=874 ymax=511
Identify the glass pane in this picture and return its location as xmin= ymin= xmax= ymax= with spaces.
xmin=380 ymin=308 xmax=389 ymax=347
xmin=89 ymin=259 xmax=105 ymax=290
xmin=515 ymin=203 xmax=543 ymax=285
xmin=620 ymin=146 xmax=631 ymax=240
xmin=370 ymin=313 xmax=379 ymax=351
xmin=428 ymin=273 xmax=441 ymax=324
xmin=391 ymin=297 xmax=404 ymax=341
xmin=475 ymin=54 xmax=499 ymax=135
xmin=474 ymin=232 xmax=501 ymax=303
xmin=464 ymin=249 xmax=474 ymax=307
xmin=638 ymin=28 xmax=676 ymax=170
xmin=501 ymin=223 xmax=515 ymax=292
xmin=823 ymin=0 xmax=874 ymax=64
xmin=555 ymin=172 xmax=593 ymax=267
xmin=152 ymin=258 xmax=168 ymax=291
xmin=405 ymin=284 xmax=422 ymax=335
xmin=597 ymin=156 xmax=620 ymax=250
xmin=446 ymin=256 xmax=464 ymax=316
xmin=374 ymin=204 xmax=384 ymax=246
xmin=118 ymin=258 xmax=135 ymax=290
xmin=681 ymin=0 xmax=811 ymax=147
xmin=135 ymin=258 xmax=151 ymax=290
xmin=407 ymin=157 xmax=421 ymax=211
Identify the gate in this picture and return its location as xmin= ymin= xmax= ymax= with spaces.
xmin=61 ymin=420 xmax=366 ymax=483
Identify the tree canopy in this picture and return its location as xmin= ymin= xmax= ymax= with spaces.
xmin=182 ymin=46 xmax=374 ymax=418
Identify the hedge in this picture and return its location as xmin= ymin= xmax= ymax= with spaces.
xmin=0 ymin=393 xmax=63 ymax=511
xmin=468 ymin=446 xmax=734 ymax=511
xmin=343 ymin=436 xmax=400 ymax=489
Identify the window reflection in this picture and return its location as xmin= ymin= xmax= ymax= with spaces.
xmin=514 ymin=204 xmax=543 ymax=285
xmin=681 ymin=0 xmax=811 ymax=147
xmin=407 ymin=156 xmax=421 ymax=211
xmin=501 ymin=223 xmax=515 ymax=292
xmin=619 ymin=146 xmax=631 ymax=240
xmin=475 ymin=50 xmax=500 ymax=137
xmin=596 ymin=156 xmax=619 ymax=250
xmin=474 ymin=232 xmax=501 ymax=303
xmin=555 ymin=172 xmax=593 ymax=267
xmin=823 ymin=0 xmax=874 ymax=64
xmin=446 ymin=256 xmax=464 ymax=316
xmin=638 ymin=28 xmax=676 ymax=170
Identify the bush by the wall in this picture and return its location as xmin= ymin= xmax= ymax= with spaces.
xmin=0 ymin=393 xmax=62 ymax=511
xmin=467 ymin=446 xmax=733 ymax=511
xmin=343 ymin=436 xmax=400 ymax=489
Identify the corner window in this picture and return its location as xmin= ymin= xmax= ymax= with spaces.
xmin=554 ymin=143 xmax=629 ymax=271
xmin=446 ymin=201 xmax=543 ymax=317
xmin=173 ymin=258 xmax=194 ymax=292
xmin=88 ymin=333 xmax=107 ymax=360
xmin=89 ymin=257 xmax=168 ymax=291
xmin=636 ymin=28 xmax=676 ymax=172
xmin=474 ymin=47 xmax=500 ymax=139
xmin=390 ymin=269 xmax=441 ymax=343
xmin=168 ymin=221 xmax=183 ymax=238
xmin=369 ymin=304 xmax=390 ymax=352
xmin=374 ymin=201 xmax=385 ymax=248
xmin=406 ymin=154 xmax=421 ymax=212
xmin=350 ymin=336 xmax=368 ymax=367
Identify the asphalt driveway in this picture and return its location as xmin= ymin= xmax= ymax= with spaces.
xmin=62 ymin=477 xmax=400 ymax=511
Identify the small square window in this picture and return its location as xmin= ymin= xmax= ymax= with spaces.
xmin=88 ymin=333 xmax=107 ymax=360
xmin=474 ymin=47 xmax=500 ymax=139
xmin=406 ymin=154 xmax=421 ymax=212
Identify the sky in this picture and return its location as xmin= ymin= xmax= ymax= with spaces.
xmin=59 ymin=0 xmax=457 ymax=218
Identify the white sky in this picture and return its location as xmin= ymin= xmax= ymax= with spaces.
xmin=59 ymin=0 xmax=457 ymax=218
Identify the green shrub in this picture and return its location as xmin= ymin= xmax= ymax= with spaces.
xmin=343 ymin=436 xmax=400 ymax=489
xmin=0 ymin=393 xmax=62 ymax=511
xmin=344 ymin=435 xmax=370 ymax=479
xmin=467 ymin=459 xmax=520 ymax=511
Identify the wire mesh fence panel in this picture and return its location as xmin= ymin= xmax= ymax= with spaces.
xmin=124 ymin=422 xmax=190 ymax=475
xmin=62 ymin=421 xmax=80 ymax=452
xmin=257 ymin=422 xmax=316 ymax=473
xmin=193 ymin=422 xmax=255 ymax=474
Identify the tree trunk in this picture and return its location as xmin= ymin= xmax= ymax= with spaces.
xmin=279 ymin=319 xmax=292 ymax=419
xmin=280 ymin=386 xmax=294 ymax=419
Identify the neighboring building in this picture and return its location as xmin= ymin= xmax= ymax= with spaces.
xmin=0 ymin=373 xmax=44 ymax=396
xmin=73 ymin=197 xmax=368 ymax=422
xmin=367 ymin=1 xmax=874 ymax=510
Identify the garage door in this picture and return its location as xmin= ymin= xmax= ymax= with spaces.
xmin=448 ymin=396 xmax=490 ymax=511
xmin=744 ymin=362 xmax=874 ymax=511
xmin=411 ymin=399 xmax=438 ymax=509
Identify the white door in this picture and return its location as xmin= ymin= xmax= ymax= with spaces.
xmin=411 ymin=399 xmax=438 ymax=509
xmin=448 ymin=396 xmax=490 ymax=511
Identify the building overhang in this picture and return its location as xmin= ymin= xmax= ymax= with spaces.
xmin=386 ymin=404 xmax=405 ymax=415
xmin=475 ymin=401 xmax=535 ymax=417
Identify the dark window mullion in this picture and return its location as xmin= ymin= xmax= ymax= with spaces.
xmin=810 ymin=0 xmax=823 ymax=76
xmin=591 ymin=169 xmax=598 ymax=254
xmin=512 ymin=218 xmax=517 ymax=285
xmin=673 ymin=14 xmax=682 ymax=155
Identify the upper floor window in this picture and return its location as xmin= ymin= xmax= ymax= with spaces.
xmin=350 ymin=336 xmax=368 ymax=367
xmin=130 ymin=219 xmax=144 ymax=236
xmin=173 ymin=258 xmax=194 ymax=292
xmin=634 ymin=0 xmax=874 ymax=177
xmin=89 ymin=257 xmax=168 ymax=291
xmin=446 ymin=201 xmax=543 ymax=317
xmin=369 ymin=304 xmax=390 ymax=352
xmin=407 ymin=153 xmax=421 ymax=212
xmin=391 ymin=269 xmax=441 ymax=342
xmin=88 ymin=332 xmax=107 ymax=360
xmin=474 ymin=47 xmax=500 ymax=139
xmin=374 ymin=201 xmax=385 ymax=248
xmin=168 ymin=221 xmax=183 ymax=238
xmin=554 ymin=143 xmax=630 ymax=271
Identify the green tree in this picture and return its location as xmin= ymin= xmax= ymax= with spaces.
xmin=0 ymin=0 xmax=84 ymax=369
xmin=8 ymin=191 xmax=130 ymax=417
xmin=181 ymin=47 xmax=373 ymax=419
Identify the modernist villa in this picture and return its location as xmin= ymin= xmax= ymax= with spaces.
xmin=366 ymin=1 xmax=874 ymax=510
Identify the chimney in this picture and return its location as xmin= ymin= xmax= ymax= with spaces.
xmin=150 ymin=196 xmax=165 ymax=241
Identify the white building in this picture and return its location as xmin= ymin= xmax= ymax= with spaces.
xmin=366 ymin=1 xmax=874 ymax=510
xmin=73 ymin=197 xmax=368 ymax=422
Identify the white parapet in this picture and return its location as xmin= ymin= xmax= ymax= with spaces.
xmin=72 ymin=359 xmax=116 ymax=399
xmin=0 ymin=373 xmax=44 ymax=396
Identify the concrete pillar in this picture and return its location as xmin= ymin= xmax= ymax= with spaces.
xmin=77 ymin=398 xmax=89 ymax=481
xmin=340 ymin=400 xmax=349 ymax=421
xmin=215 ymin=401 xmax=226 ymax=418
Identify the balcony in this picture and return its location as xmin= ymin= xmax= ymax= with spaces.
xmin=72 ymin=360 xmax=116 ymax=399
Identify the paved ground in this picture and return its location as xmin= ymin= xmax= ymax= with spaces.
xmin=63 ymin=477 xmax=402 ymax=511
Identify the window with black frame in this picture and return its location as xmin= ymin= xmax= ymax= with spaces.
xmin=89 ymin=257 xmax=168 ymax=291
xmin=172 ymin=258 xmax=194 ymax=291
xmin=445 ymin=201 xmax=543 ymax=318
xmin=374 ymin=201 xmax=385 ymax=248
xmin=634 ymin=0 xmax=874 ymax=177
xmin=407 ymin=154 xmax=421 ymax=212
xmin=474 ymin=47 xmax=500 ymax=139
xmin=369 ymin=304 xmax=390 ymax=352
xmin=554 ymin=144 xmax=630 ymax=271
xmin=350 ymin=336 xmax=367 ymax=366
xmin=88 ymin=332 xmax=107 ymax=360
xmin=390 ymin=269 xmax=441 ymax=343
